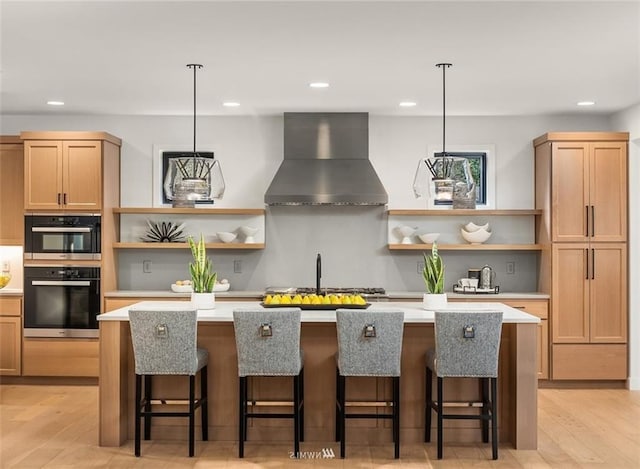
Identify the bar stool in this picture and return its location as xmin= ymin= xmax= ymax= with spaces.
xmin=425 ymin=310 xmax=503 ymax=460
xmin=232 ymin=308 xmax=304 ymax=458
xmin=128 ymin=309 xmax=209 ymax=457
xmin=335 ymin=309 xmax=404 ymax=459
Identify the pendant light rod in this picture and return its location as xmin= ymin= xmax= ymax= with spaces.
xmin=436 ymin=63 xmax=452 ymax=156
xmin=187 ymin=64 xmax=203 ymax=153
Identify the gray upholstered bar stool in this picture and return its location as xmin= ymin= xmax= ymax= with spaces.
xmin=128 ymin=309 xmax=209 ymax=457
xmin=232 ymin=308 xmax=304 ymax=458
xmin=425 ymin=311 xmax=503 ymax=460
xmin=335 ymin=309 xmax=404 ymax=459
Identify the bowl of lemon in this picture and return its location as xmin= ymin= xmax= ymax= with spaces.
xmin=262 ymin=293 xmax=369 ymax=309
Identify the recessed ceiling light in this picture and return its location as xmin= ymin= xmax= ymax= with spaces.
xmin=223 ymin=102 xmax=240 ymax=107
xmin=399 ymin=101 xmax=417 ymax=107
xmin=47 ymin=100 xmax=64 ymax=106
xmin=577 ymin=101 xmax=595 ymax=106
xmin=309 ymin=82 xmax=329 ymax=89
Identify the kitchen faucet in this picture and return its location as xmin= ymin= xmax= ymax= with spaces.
xmin=316 ymin=253 xmax=321 ymax=295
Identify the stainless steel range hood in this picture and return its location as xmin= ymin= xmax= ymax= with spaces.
xmin=264 ymin=112 xmax=388 ymax=205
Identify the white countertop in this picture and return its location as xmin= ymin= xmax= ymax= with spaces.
xmin=0 ymin=288 xmax=23 ymax=296
xmin=99 ymin=300 xmax=540 ymax=324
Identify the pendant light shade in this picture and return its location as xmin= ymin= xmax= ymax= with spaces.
xmin=172 ymin=64 xmax=225 ymax=207
xmin=413 ymin=63 xmax=475 ymax=208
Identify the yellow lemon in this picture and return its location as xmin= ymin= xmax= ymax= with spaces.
xmin=264 ymin=294 xmax=273 ymax=304
xmin=281 ymin=295 xmax=292 ymax=304
xmin=292 ymin=294 xmax=303 ymax=304
xmin=342 ymin=295 xmax=352 ymax=305
xmin=301 ymin=295 xmax=311 ymax=304
xmin=311 ymin=296 xmax=321 ymax=305
xmin=322 ymin=295 xmax=331 ymax=304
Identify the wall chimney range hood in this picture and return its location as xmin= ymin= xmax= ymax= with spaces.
xmin=264 ymin=112 xmax=388 ymax=205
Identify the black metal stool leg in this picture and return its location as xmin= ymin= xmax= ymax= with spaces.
xmin=393 ymin=376 xmax=400 ymax=459
xmin=425 ymin=367 xmax=433 ymax=442
xmin=189 ymin=375 xmax=195 ymax=457
xmin=481 ymin=377 xmax=490 ymax=443
xmin=238 ymin=376 xmax=246 ymax=458
xmin=143 ymin=375 xmax=152 ymax=440
xmin=491 ymin=377 xmax=498 ymax=460
xmin=201 ymin=365 xmax=209 ymax=441
xmin=335 ymin=366 xmax=341 ymax=442
xmin=299 ymin=367 xmax=305 ymax=442
xmin=135 ymin=374 xmax=142 ymax=457
xmin=293 ymin=374 xmax=300 ymax=456
xmin=339 ymin=374 xmax=346 ymax=459
xmin=437 ymin=376 xmax=443 ymax=460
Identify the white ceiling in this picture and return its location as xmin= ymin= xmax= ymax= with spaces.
xmin=1 ymin=0 xmax=639 ymax=117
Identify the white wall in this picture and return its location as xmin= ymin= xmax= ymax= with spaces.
xmin=611 ymin=103 xmax=640 ymax=390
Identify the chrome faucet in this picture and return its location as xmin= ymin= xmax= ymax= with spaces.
xmin=316 ymin=253 xmax=322 ymax=295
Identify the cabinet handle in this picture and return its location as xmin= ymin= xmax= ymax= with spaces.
xmin=57 ymin=193 xmax=61 ymax=205
xmin=585 ymin=205 xmax=589 ymax=237
xmin=63 ymin=193 xmax=67 ymax=205
xmin=591 ymin=248 xmax=595 ymax=280
xmin=585 ymin=249 xmax=589 ymax=280
xmin=591 ymin=205 xmax=595 ymax=238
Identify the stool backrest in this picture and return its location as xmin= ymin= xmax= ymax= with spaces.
xmin=336 ymin=309 xmax=404 ymax=377
xmin=128 ymin=309 xmax=199 ymax=375
xmin=233 ymin=308 xmax=302 ymax=376
xmin=434 ymin=311 xmax=503 ymax=378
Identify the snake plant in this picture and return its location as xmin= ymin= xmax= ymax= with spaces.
xmin=188 ymin=234 xmax=217 ymax=293
xmin=423 ymin=241 xmax=445 ymax=294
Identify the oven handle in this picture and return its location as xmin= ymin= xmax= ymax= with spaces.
xmin=32 ymin=227 xmax=92 ymax=233
xmin=31 ymin=280 xmax=92 ymax=286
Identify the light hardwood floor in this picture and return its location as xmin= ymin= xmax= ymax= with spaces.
xmin=1 ymin=384 xmax=639 ymax=468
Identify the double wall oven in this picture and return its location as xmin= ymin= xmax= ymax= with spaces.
xmin=23 ymin=214 xmax=102 ymax=338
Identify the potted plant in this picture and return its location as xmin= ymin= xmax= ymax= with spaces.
xmin=188 ymin=234 xmax=217 ymax=309
xmin=422 ymin=241 xmax=447 ymax=310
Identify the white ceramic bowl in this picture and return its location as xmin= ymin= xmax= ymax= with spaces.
xmin=171 ymin=283 xmax=193 ymax=293
xmin=461 ymin=227 xmax=492 ymax=244
xmin=464 ymin=222 xmax=490 ymax=232
xmin=239 ymin=226 xmax=258 ymax=243
xmin=418 ymin=232 xmax=440 ymax=244
xmin=216 ymin=232 xmax=237 ymax=243
xmin=213 ymin=282 xmax=231 ymax=292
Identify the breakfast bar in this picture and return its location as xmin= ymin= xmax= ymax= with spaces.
xmin=98 ymin=301 xmax=539 ymax=451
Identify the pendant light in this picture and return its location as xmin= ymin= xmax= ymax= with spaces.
xmin=172 ymin=64 xmax=225 ymax=207
xmin=413 ymin=62 xmax=475 ymax=208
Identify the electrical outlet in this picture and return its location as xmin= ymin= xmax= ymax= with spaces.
xmin=143 ymin=260 xmax=152 ymax=273
xmin=234 ymin=260 xmax=242 ymax=273
xmin=417 ymin=260 xmax=425 ymax=274
xmin=506 ymin=261 xmax=515 ymax=275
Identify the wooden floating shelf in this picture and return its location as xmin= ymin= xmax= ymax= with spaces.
xmin=114 ymin=207 xmax=265 ymax=215
xmin=387 ymin=209 xmax=542 ymax=216
xmin=113 ymin=242 xmax=265 ymax=250
xmin=388 ymin=243 xmax=543 ymax=251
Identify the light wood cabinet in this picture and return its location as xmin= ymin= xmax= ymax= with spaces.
xmin=534 ymin=132 xmax=628 ymax=381
xmin=0 ymin=137 xmax=24 ymax=245
xmin=21 ymin=131 xmax=121 ymax=212
xmin=534 ymin=134 xmax=627 ymax=243
xmin=22 ymin=338 xmax=98 ymax=377
xmin=0 ymin=296 xmax=22 ymax=376
xmin=24 ymin=140 xmax=102 ymax=210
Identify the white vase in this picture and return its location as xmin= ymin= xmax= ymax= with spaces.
xmin=191 ymin=292 xmax=215 ymax=310
xmin=423 ymin=293 xmax=447 ymax=310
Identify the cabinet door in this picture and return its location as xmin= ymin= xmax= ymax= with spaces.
xmin=551 ymin=143 xmax=589 ymax=242
xmin=589 ymin=142 xmax=627 ymax=242
xmin=24 ymin=140 xmax=63 ymax=210
xmin=0 ymin=141 xmax=24 ymax=244
xmin=552 ymin=244 xmax=589 ymax=343
xmin=590 ymin=243 xmax=627 ymax=343
xmin=0 ymin=316 xmax=21 ymax=376
xmin=63 ymin=141 xmax=102 ymax=210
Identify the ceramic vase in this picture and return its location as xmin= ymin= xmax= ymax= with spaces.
xmin=191 ymin=292 xmax=215 ymax=310
xmin=423 ymin=293 xmax=447 ymax=311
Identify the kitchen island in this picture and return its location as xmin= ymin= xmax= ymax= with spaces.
xmin=98 ymin=301 xmax=539 ymax=451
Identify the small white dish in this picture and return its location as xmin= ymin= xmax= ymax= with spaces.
xmin=171 ymin=283 xmax=193 ymax=293
xmin=461 ymin=227 xmax=492 ymax=244
xmin=396 ymin=225 xmax=416 ymax=244
xmin=239 ymin=226 xmax=258 ymax=243
xmin=216 ymin=232 xmax=237 ymax=243
xmin=418 ymin=232 xmax=440 ymax=244
xmin=464 ymin=222 xmax=490 ymax=232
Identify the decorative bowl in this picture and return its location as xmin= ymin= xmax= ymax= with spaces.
xmin=216 ymin=232 xmax=237 ymax=243
xmin=464 ymin=222 xmax=490 ymax=232
xmin=239 ymin=226 xmax=258 ymax=243
xmin=396 ymin=225 xmax=416 ymax=244
xmin=418 ymin=233 xmax=440 ymax=244
xmin=0 ymin=273 xmax=11 ymax=289
xmin=213 ymin=282 xmax=231 ymax=292
xmin=461 ymin=227 xmax=492 ymax=244
xmin=171 ymin=283 xmax=193 ymax=293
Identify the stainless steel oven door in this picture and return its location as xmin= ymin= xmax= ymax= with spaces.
xmin=24 ymin=215 xmax=101 ymax=260
xmin=24 ymin=272 xmax=100 ymax=338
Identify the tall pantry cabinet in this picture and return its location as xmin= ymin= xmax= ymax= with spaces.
xmin=534 ymin=132 xmax=628 ymax=380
